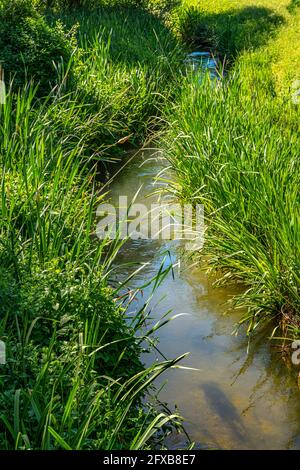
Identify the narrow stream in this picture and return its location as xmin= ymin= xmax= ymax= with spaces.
xmin=105 ymin=54 xmax=300 ymax=450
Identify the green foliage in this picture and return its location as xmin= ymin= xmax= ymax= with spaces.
xmin=0 ymin=261 xmax=183 ymax=449
xmin=0 ymin=0 xmax=77 ymax=96
xmin=0 ymin=1 xmax=186 ymax=449
xmin=163 ymin=60 xmax=300 ymax=336
xmin=1 ymin=0 xmax=299 ymax=450
xmin=174 ymin=4 xmax=284 ymax=54
xmin=45 ymin=0 xmax=99 ymax=8
xmin=0 ymin=0 xmax=183 ymax=154
xmin=0 ymin=82 xmax=184 ymax=448
xmin=161 ymin=0 xmax=300 ymax=341
xmin=288 ymin=0 xmax=300 ymax=14
xmin=46 ymin=4 xmax=183 ymax=156
xmin=179 ymin=0 xmax=300 ymax=93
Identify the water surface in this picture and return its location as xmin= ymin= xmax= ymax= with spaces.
xmin=107 ymin=149 xmax=300 ymax=450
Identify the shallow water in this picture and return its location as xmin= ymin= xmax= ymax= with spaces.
xmin=106 ymin=149 xmax=300 ymax=450
xmin=185 ymin=51 xmax=220 ymax=80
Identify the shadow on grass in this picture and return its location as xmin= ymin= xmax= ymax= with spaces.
xmin=52 ymin=2 xmax=286 ymax=67
xmin=46 ymin=1 xmax=183 ymax=164
xmin=178 ymin=5 xmax=285 ymax=57
xmin=54 ymin=2 xmax=182 ymax=67
xmin=287 ymin=0 xmax=300 ymax=14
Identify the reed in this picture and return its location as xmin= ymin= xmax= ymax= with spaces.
xmin=0 ymin=1 xmax=186 ymax=450
xmin=163 ymin=0 xmax=300 ymax=339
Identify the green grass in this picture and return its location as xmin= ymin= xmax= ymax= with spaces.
xmin=178 ymin=0 xmax=300 ymax=93
xmin=0 ymin=1 xmax=187 ymax=450
xmin=1 ymin=0 xmax=299 ymax=450
xmin=163 ymin=1 xmax=300 ymax=340
xmin=0 ymin=82 xmax=188 ymax=449
xmin=52 ymin=4 xmax=183 ymax=160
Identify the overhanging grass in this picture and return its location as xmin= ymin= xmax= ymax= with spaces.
xmin=0 ymin=81 xmax=187 ymax=449
xmin=45 ymin=3 xmax=184 ymax=161
xmin=0 ymin=2 xmax=187 ymax=450
xmin=163 ymin=1 xmax=300 ymax=340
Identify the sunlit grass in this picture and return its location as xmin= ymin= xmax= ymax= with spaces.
xmin=163 ymin=59 xmax=300 ymax=339
xmin=0 ymin=2 xmax=186 ymax=450
xmin=181 ymin=0 xmax=300 ymax=92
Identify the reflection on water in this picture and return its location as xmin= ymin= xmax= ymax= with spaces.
xmin=185 ymin=51 xmax=220 ymax=81
xmin=106 ymin=149 xmax=300 ymax=450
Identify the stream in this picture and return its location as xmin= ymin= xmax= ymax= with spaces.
xmin=104 ymin=54 xmax=300 ymax=450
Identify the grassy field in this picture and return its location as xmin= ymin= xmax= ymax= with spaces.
xmin=164 ymin=0 xmax=300 ymax=340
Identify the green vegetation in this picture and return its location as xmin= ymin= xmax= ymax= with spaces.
xmin=177 ymin=0 xmax=300 ymax=92
xmin=164 ymin=70 xmax=300 ymax=336
xmin=0 ymin=0 xmax=76 ymax=96
xmin=163 ymin=0 xmax=300 ymax=339
xmin=0 ymin=81 xmax=186 ymax=450
xmin=0 ymin=0 xmax=185 ymax=450
xmin=0 ymin=0 xmax=182 ymax=157
xmin=0 ymin=0 xmax=299 ymax=451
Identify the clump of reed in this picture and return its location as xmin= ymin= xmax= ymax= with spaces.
xmin=163 ymin=59 xmax=300 ymax=338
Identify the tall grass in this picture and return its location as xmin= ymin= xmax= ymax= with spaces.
xmin=0 ymin=2 xmax=188 ymax=450
xmin=0 ymin=80 xmax=189 ymax=449
xmin=163 ymin=50 xmax=300 ymax=338
xmin=162 ymin=0 xmax=300 ymax=341
xmin=47 ymin=3 xmax=183 ymax=160
xmin=179 ymin=0 xmax=300 ymax=94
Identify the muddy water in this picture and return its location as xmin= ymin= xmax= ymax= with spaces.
xmin=106 ymin=148 xmax=300 ymax=450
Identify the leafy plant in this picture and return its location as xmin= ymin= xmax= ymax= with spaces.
xmin=0 ymin=0 xmax=77 ymax=95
